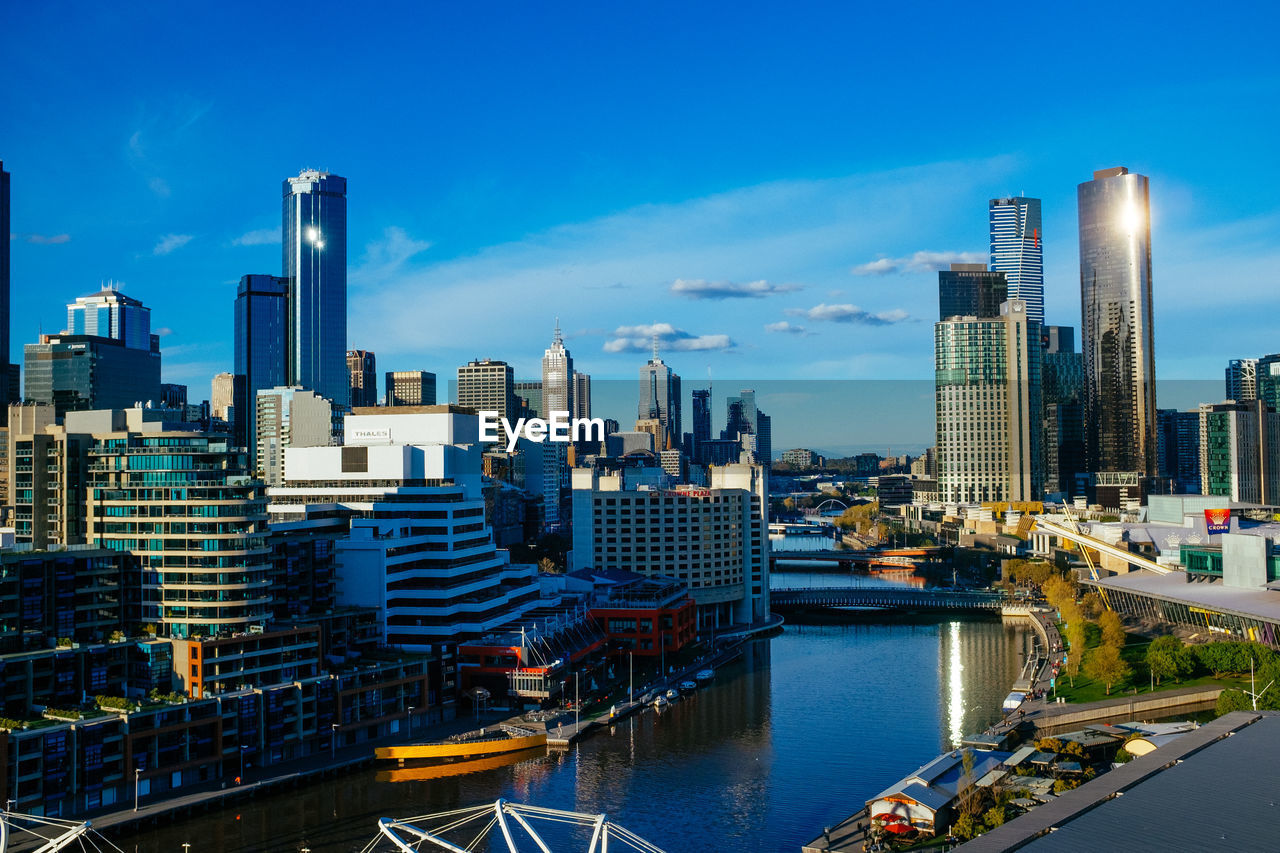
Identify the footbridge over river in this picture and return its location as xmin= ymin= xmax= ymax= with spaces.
xmin=771 ymin=586 xmax=1008 ymax=612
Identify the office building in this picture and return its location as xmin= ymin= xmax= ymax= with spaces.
xmin=938 ymin=264 xmax=1007 ymax=321
xmin=23 ymin=332 xmax=161 ymax=416
xmin=691 ymin=388 xmax=712 ymax=462
xmin=782 ymin=448 xmax=819 ymax=468
xmin=1043 ymin=326 xmax=1086 ymax=497
xmin=514 ymin=380 xmax=543 ymax=417
xmin=0 ymin=161 xmax=9 ymax=406
xmin=160 ymin=383 xmax=187 ymax=408
xmin=1156 ymin=408 xmax=1201 ymax=493
xmin=234 ymin=274 xmax=289 ymax=448
xmin=84 ymin=410 xmax=271 ymax=637
xmin=347 ymin=349 xmax=377 ymax=408
xmin=724 ymin=389 xmax=771 ymax=466
xmin=1198 ymin=400 xmax=1280 ymax=504
xmin=269 ymin=407 xmax=541 ymax=650
xmin=935 ymin=299 xmax=1042 ymax=503
xmin=4 ymin=403 xmax=89 ymax=548
xmin=66 ymin=288 xmax=152 ymax=350
xmin=458 ymin=357 xmax=515 ymax=423
xmin=989 ymin=196 xmax=1044 ymax=325
xmin=255 ymin=386 xmax=338 ymax=487
xmin=1254 ymin=354 xmax=1280 ymax=410
xmin=386 ymin=370 xmax=437 ymax=407
xmin=283 ymin=169 xmax=348 ymax=409
xmin=1226 ymin=358 xmax=1258 ymax=403
xmin=541 ymin=321 xmax=574 ymax=416
xmin=1078 ymin=166 xmax=1157 ymax=478
xmin=211 ymin=372 xmax=235 ymax=421
xmin=574 ymin=372 xmax=592 ymax=421
xmin=571 ymin=462 xmax=770 ymax=628
xmin=637 ymin=342 xmax=681 ymax=450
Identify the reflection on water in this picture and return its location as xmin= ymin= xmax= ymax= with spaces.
xmin=122 ymin=622 xmax=1027 ymax=853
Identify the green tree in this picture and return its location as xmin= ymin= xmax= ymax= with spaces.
xmin=1216 ymin=688 xmax=1252 ymax=716
xmin=1081 ymin=591 xmax=1105 ymax=619
xmin=1085 ymin=644 xmax=1131 ymax=694
xmin=1066 ymin=623 xmax=1086 ymax=686
xmin=983 ymin=805 xmax=1007 ymax=830
xmin=952 ymin=813 xmax=981 ymax=841
xmin=1098 ymin=610 xmax=1126 ymax=649
xmin=1146 ymin=635 xmax=1195 ymax=685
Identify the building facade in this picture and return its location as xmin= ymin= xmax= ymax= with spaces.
xmin=1198 ymin=400 xmax=1280 ymax=504
xmin=386 ymin=370 xmax=437 ymax=407
xmin=935 ymin=299 xmax=1043 ymax=503
xmin=283 ymin=170 xmax=348 ymax=409
xmin=255 ymin=386 xmax=337 ymax=487
xmin=637 ymin=345 xmax=681 ymax=451
xmin=1043 ymin=326 xmax=1086 ymax=497
xmin=1226 ymin=358 xmax=1258 ymax=403
xmin=211 ymin=372 xmax=235 ymax=421
xmin=989 ymin=196 xmax=1044 ymax=325
xmin=1078 ymin=166 xmax=1157 ymax=478
xmin=938 ymin=263 xmax=1007 ymax=321
xmin=233 ymin=273 xmax=289 ymax=448
xmin=347 ymin=350 xmax=377 ymax=408
xmin=0 ymin=162 xmax=9 ymax=406
xmin=23 ymin=332 xmax=162 ymax=417
xmin=573 ymin=372 xmax=592 ymax=421
xmin=541 ymin=321 xmax=574 ymax=417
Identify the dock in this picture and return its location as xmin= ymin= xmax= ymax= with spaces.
xmin=801 ymin=807 xmax=870 ymax=853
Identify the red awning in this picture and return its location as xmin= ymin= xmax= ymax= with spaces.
xmin=883 ymin=822 xmax=915 ymax=834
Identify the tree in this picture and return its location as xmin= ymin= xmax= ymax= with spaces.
xmin=1098 ymin=610 xmax=1126 ymax=649
xmin=1066 ymin=623 xmax=1086 ymax=686
xmin=983 ymin=805 xmax=1007 ymax=830
xmin=1216 ymin=688 xmax=1252 ymax=716
xmin=538 ymin=557 xmax=561 ymax=574
xmin=782 ymin=497 xmax=796 ymax=512
xmin=952 ymin=813 xmax=981 ymax=841
xmin=1146 ymin=635 xmax=1195 ymax=686
xmin=1081 ymin=591 xmax=1105 ymax=619
xmin=1085 ymin=644 xmax=1131 ymax=694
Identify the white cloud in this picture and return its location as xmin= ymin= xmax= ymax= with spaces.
xmin=786 ymin=303 xmax=912 ymax=325
xmin=603 ymin=322 xmax=735 ymax=353
xmin=852 ymin=250 xmax=985 ymax=275
xmin=23 ymin=233 xmax=71 ymax=244
xmin=669 ymin=278 xmax=800 ymax=299
xmin=352 ymin=226 xmax=432 ymax=287
xmin=152 ymin=234 xmax=194 ymax=255
xmin=765 ymin=321 xmax=807 ymax=334
xmin=232 ymin=227 xmax=281 ymax=246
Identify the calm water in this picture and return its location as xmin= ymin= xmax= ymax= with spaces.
xmin=121 ymin=540 xmax=1029 ymax=852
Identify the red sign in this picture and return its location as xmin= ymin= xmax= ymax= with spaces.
xmin=1205 ymin=508 xmax=1231 ymax=533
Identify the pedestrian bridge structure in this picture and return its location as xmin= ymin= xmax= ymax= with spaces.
xmin=771 ymin=587 xmax=1008 ymax=611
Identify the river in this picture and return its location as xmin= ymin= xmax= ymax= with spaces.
xmin=119 ymin=541 xmax=1029 ymax=852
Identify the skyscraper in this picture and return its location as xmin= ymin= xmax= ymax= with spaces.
xmin=1 ymin=161 xmax=10 ymax=405
xmin=573 ymin=372 xmax=592 ymax=421
xmin=638 ymin=341 xmax=681 ymax=448
xmin=1227 ymin=358 xmax=1259 ymax=403
xmin=1043 ymin=326 xmax=1086 ymax=497
xmin=989 ymin=197 xmax=1045 ymax=325
xmin=211 ymin=372 xmax=235 ymax=421
xmin=385 ymin=370 xmax=437 ymax=407
xmin=234 ymin=274 xmax=289 ymax=449
xmin=935 ymin=299 xmax=1042 ymax=503
xmin=67 ymin=288 xmax=152 ymax=349
xmin=1078 ymin=166 xmax=1156 ymax=478
xmin=347 ymin=349 xmax=377 ymax=408
xmin=457 ymin=359 xmax=516 ymax=442
xmin=283 ymin=170 xmax=348 ymax=409
xmin=938 ymin=264 xmax=1007 ymax=320
xmin=691 ymin=388 xmax=712 ymax=462
xmin=255 ymin=386 xmax=337 ymax=487
xmin=541 ymin=321 xmax=574 ymax=416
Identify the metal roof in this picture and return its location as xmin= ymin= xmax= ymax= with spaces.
xmin=1090 ymin=571 xmax=1280 ymax=623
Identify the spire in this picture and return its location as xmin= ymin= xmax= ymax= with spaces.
xmin=651 ymin=333 xmax=659 ymax=362
xmin=553 ymin=317 xmax=563 ymax=347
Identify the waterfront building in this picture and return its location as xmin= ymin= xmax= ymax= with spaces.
xmin=254 ymin=386 xmax=338 ymax=487
xmin=268 ymin=406 xmax=541 ymax=650
xmin=1078 ymin=166 xmax=1157 ymax=479
xmin=347 ymin=349 xmax=377 ymax=408
xmin=935 ymin=299 xmax=1043 ymax=503
xmin=574 ymin=371 xmax=592 ymax=421
xmin=385 ymin=370 xmax=437 ymax=407
xmin=570 ymin=461 xmax=770 ymax=629
xmin=572 ymin=569 xmax=697 ymax=656
xmin=171 ymin=625 xmax=321 ymax=698
xmin=514 ymin=380 xmax=543 ymax=417
xmin=868 ymin=748 xmax=1010 ymax=836
xmin=234 ymin=273 xmax=289 ymax=448
xmin=211 ymin=371 xmax=235 ymax=421
xmin=1156 ymin=408 xmax=1200 ymax=493
xmin=1198 ymin=400 xmax=1280 ymax=504
xmin=283 ymin=169 xmax=348 ymax=409
xmin=989 ymin=196 xmax=1044 ymax=325
xmin=84 ymin=410 xmax=271 ymax=638
xmin=1226 ymin=358 xmax=1258 ymax=403
xmin=0 ymin=547 xmax=131 ymax=655
xmin=637 ymin=342 xmax=681 ymax=451
xmin=1043 ymin=325 xmax=1086 ymax=497
xmin=4 ymin=403 xmax=88 ymax=547
xmin=23 ymin=331 xmax=162 ymax=417
xmin=0 ymin=161 xmax=9 ymax=406
xmin=938 ymin=263 xmax=1007 ymax=321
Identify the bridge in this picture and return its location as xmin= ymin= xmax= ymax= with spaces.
xmin=771 ymin=586 xmax=1008 ymax=611
xmin=770 ymin=547 xmax=945 ymax=569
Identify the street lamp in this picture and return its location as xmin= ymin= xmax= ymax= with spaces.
xmin=134 ymin=767 xmax=141 ymax=812
xmin=239 ymin=744 xmax=249 ymax=783
xmin=407 ymin=706 xmax=414 ymax=736
xmin=331 ymin=723 xmax=339 ymax=759
xmin=182 ymin=844 xmax=191 ymax=853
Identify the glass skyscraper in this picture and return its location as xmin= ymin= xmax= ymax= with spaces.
xmin=1077 ymin=167 xmax=1156 ymax=477
xmin=938 ymin=263 xmax=1007 ymax=320
xmin=989 ymin=197 xmax=1044 ymax=325
xmin=541 ymin=320 xmax=574 ymax=416
xmin=283 ymin=170 xmax=348 ymax=409
xmin=234 ymin=274 xmax=289 ymax=449
xmin=1 ymin=161 xmax=9 ymax=404
xmin=67 ymin=288 xmax=151 ymax=349
xmin=638 ymin=343 xmax=681 ymax=449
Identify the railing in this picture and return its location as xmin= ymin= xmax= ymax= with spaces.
xmin=771 ymin=587 xmax=1007 ymax=610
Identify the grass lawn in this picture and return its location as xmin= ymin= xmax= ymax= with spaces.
xmin=1050 ymin=621 xmax=1250 ymax=704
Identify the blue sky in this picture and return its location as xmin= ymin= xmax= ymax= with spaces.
xmin=4 ymin=2 xmax=1278 ymax=449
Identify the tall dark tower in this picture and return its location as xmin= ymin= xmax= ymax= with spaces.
xmin=1 ymin=161 xmax=11 ymax=404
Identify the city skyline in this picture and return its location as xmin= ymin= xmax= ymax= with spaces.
xmin=3 ymin=4 xmax=1278 ymax=395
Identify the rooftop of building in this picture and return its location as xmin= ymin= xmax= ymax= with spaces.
xmin=956 ymin=712 xmax=1279 ymax=852
xmin=350 ymin=404 xmax=475 ymax=416
xmin=1087 ymin=571 xmax=1280 ymax=623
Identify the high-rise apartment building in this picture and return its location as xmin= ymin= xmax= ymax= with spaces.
xmin=541 ymin=321 xmax=574 ymax=416
xmin=1156 ymin=408 xmax=1201 ymax=493
xmin=1043 ymin=326 xmax=1086 ymax=497
xmin=723 ymin=389 xmax=771 ymax=466
xmin=67 ymin=288 xmax=152 ymax=350
xmin=4 ymin=403 xmax=89 ymax=548
xmin=1078 ymin=166 xmax=1157 ymax=478
xmin=989 ymin=197 xmax=1045 ymax=325
xmin=573 ymin=372 xmax=592 ymax=421
xmin=458 ymin=358 xmax=515 ymax=420
xmin=691 ymin=388 xmax=712 ymax=462
xmin=23 ymin=332 xmax=162 ymax=416
xmin=514 ymin=381 xmax=543 ymax=417
xmin=385 ymin=370 xmax=437 ymax=407
xmin=1226 ymin=358 xmax=1259 ymax=403
xmin=637 ymin=343 xmax=681 ymax=450
xmin=234 ymin=274 xmax=289 ymax=448
xmin=935 ymin=299 xmax=1042 ymax=503
xmin=1 ymin=162 xmax=10 ymax=406
xmin=283 ymin=170 xmax=348 ymax=409
xmin=255 ymin=386 xmax=337 ymax=487
xmin=269 ymin=407 xmax=541 ymax=649
xmin=347 ymin=350 xmax=377 ymax=408
xmin=211 ymin=372 xmax=235 ymax=421
xmin=1198 ymin=400 xmax=1280 ymax=504
xmin=938 ymin=264 xmax=1007 ymax=321
xmin=85 ymin=413 xmax=271 ymax=637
